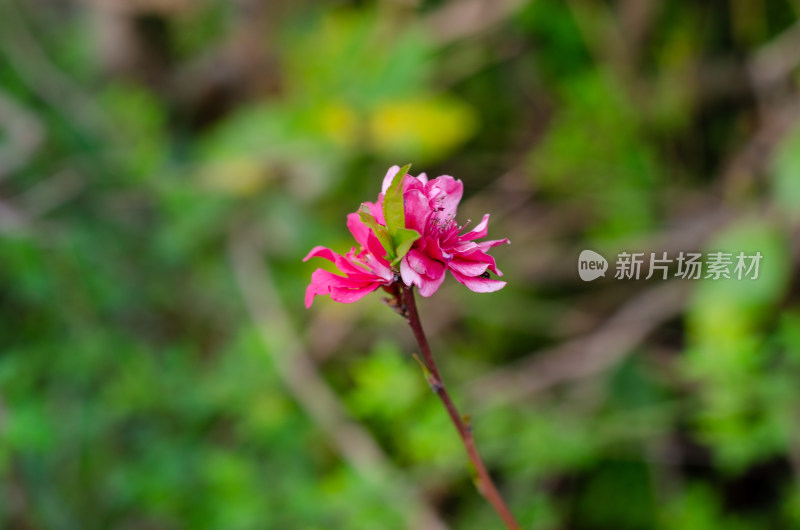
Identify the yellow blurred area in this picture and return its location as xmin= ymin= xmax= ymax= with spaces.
xmin=317 ymin=97 xmax=478 ymax=161
xmin=318 ymin=103 xmax=361 ymax=149
xmin=197 ymin=159 xmax=269 ymax=196
xmin=367 ymin=97 xmax=478 ymax=162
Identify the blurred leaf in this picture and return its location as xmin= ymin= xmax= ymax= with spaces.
xmin=369 ymin=96 xmax=478 ymax=162
xmin=283 ymin=10 xmax=431 ymax=110
xmin=771 ymin=122 xmax=800 ymax=220
xmin=348 ymin=341 xmax=425 ymax=421
xmin=528 ymin=71 xmax=660 ymax=238
xmin=660 ymin=484 xmax=752 ymax=530
xmin=684 ymin=221 xmax=792 ymax=469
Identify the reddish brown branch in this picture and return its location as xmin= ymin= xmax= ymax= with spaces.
xmin=400 ymin=284 xmax=520 ymax=530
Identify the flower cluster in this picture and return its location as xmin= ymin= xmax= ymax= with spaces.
xmin=304 ymin=165 xmax=509 ymax=308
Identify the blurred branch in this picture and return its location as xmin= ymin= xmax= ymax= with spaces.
xmin=228 ymin=228 xmax=450 ymax=530
xmin=425 ymin=0 xmax=528 ymax=45
xmin=466 ymin=282 xmax=687 ymax=409
xmin=617 ymin=0 xmax=661 ymax=64
xmin=721 ymin=96 xmax=800 ymax=197
xmin=81 ymin=0 xmax=190 ymax=15
xmin=722 ymin=14 xmax=800 ymax=195
xmin=306 ymin=307 xmax=364 ymax=363
xmin=514 ymin=202 xmax=734 ymax=286
xmin=168 ymin=0 xmax=282 ymax=129
xmin=0 ymin=91 xmax=44 ymax=181
xmin=0 ymin=169 xmax=86 ymax=236
xmin=463 ymin=164 xmax=536 ymax=224
xmin=748 ymin=18 xmax=800 ymax=92
xmin=89 ymin=3 xmax=174 ymax=90
xmin=565 ymin=0 xmax=638 ymax=95
xmin=0 ymin=200 xmax=31 ymax=235
xmin=17 ymin=169 xmax=86 ymax=218
xmin=0 ymin=0 xmax=115 ymax=139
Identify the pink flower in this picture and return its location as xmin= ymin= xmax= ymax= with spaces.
xmin=303 ymin=213 xmax=394 ymax=308
xmin=304 ymin=165 xmax=509 ymax=307
xmin=386 ymin=166 xmax=509 ymax=297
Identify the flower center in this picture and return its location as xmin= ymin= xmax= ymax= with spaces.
xmin=428 ymin=214 xmax=458 ymax=240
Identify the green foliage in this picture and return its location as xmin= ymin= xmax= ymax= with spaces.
xmin=383 ymin=163 xmax=412 ymax=238
xmin=1 ymin=0 xmax=798 ymax=528
xmin=528 ymin=71 xmax=661 ymax=239
xmin=660 ymin=484 xmax=753 ymax=530
xmin=281 ymin=9 xmax=477 ymax=164
xmin=573 ymin=461 xmax=656 ymax=529
xmin=772 ymin=122 xmax=800 ymax=220
xmin=358 ymin=204 xmax=395 ymax=260
xmin=382 ymin=163 xmax=421 ymax=264
xmin=348 ymin=342 xmax=426 ymax=421
xmin=683 ymin=222 xmax=795 ymax=470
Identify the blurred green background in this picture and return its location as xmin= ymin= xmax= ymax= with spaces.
xmin=2 ymin=0 xmax=800 ymax=528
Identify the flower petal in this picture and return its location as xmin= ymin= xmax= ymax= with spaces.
xmin=304 ymin=245 xmax=387 ymax=283
xmin=417 ymin=271 xmax=446 ymax=297
xmin=403 ymin=189 xmax=431 ymax=234
xmin=304 ymin=246 xmax=361 ymax=276
xmin=450 ymin=270 xmax=507 ymax=293
xmin=305 ymin=269 xmax=357 ymax=308
xmin=476 ymin=238 xmax=510 ymax=251
xmin=448 ymin=259 xmax=489 ymax=277
xmin=400 ymin=255 xmax=447 ymax=297
xmin=426 ymin=175 xmax=463 ymax=221
xmin=305 ymin=283 xmax=321 ymax=309
xmin=408 ymin=249 xmax=445 ymax=278
xmin=453 ymin=249 xmax=501 ymax=276
xmin=426 ymin=237 xmax=451 ymax=262
xmin=358 ymin=249 xmax=393 ymax=281
xmin=381 ymin=165 xmax=401 ymax=194
xmin=305 ymin=262 xmax=389 ymax=307
xmin=330 ymin=284 xmax=382 ymax=304
xmin=459 ymin=214 xmax=491 ymax=241
xmin=303 ymin=246 xmax=337 ymax=263
xmin=400 ymin=255 xmax=423 ymax=288
xmin=347 ymin=213 xmax=389 ymax=265
xmin=346 ymin=212 xmax=370 ymax=248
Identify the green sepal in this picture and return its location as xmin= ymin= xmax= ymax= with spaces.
xmin=390 ymin=227 xmax=421 ymax=266
xmin=383 ymin=163 xmax=412 ymax=239
xmin=358 ymin=204 xmax=396 ymax=262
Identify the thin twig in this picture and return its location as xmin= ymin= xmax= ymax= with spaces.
xmin=400 ymin=284 xmax=520 ymax=530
